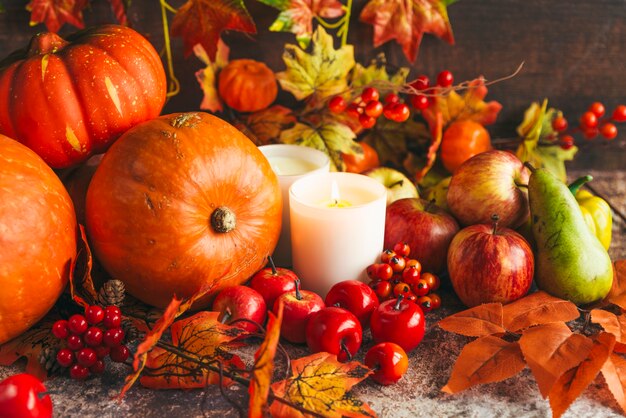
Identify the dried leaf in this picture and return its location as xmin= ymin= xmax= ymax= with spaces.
xmin=413 ymin=110 xmax=443 ymax=182
xmin=501 ymin=291 xmax=580 ymax=332
xmin=422 ymin=78 xmax=501 ymax=130
xmin=519 ymin=322 xmax=594 ymax=398
xmin=270 ymin=352 xmax=375 ymax=418
xmin=350 ymin=53 xmax=410 ymax=89
xmin=194 ymin=41 xmax=230 ymax=112
xmin=601 ymin=353 xmax=626 ymax=414
xmin=27 ymin=0 xmax=86 ymax=33
xmin=438 ymin=303 xmax=506 ymax=337
xmin=360 ymin=0 xmax=454 ymax=63
xmin=68 ymin=225 xmax=97 ymax=308
xmin=107 ymin=0 xmax=128 ymax=25
xmin=276 ymin=26 xmax=355 ymax=101
xmin=548 ymin=332 xmax=615 ymax=418
xmin=591 ymin=309 xmax=626 ymax=346
xmin=249 ymin=303 xmax=283 ymax=418
xmin=442 ymin=336 xmax=525 ymax=394
xmin=362 ymin=117 xmax=423 ymax=170
xmin=141 ymin=311 xmax=246 ymax=389
xmin=606 ymin=260 xmax=626 ymax=310
xmin=171 ymin=0 xmax=256 ymax=59
xmin=245 ymin=105 xmax=297 ymax=145
xmin=258 ymin=0 xmax=345 ymax=48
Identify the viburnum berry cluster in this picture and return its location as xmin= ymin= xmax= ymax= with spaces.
xmin=366 ymin=242 xmax=442 ymax=313
xmin=328 ymin=86 xmax=411 ymax=128
xmin=552 ymin=103 xmax=626 ymax=149
xmin=52 ymin=305 xmax=130 ymax=380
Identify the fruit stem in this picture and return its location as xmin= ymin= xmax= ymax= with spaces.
xmin=388 ymin=179 xmax=404 ymax=188
xmin=568 ymin=175 xmax=593 ymax=195
xmin=294 ymin=279 xmax=302 ymax=301
xmin=210 ymin=206 xmax=236 ymax=233
xmin=394 ymin=294 xmax=404 ymax=310
xmin=340 ymin=340 xmax=353 ymax=362
xmin=491 ymin=214 xmax=500 ymax=235
xmin=220 ymin=308 xmax=232 ymax=325
xmin=268 ymin=255 xmax=278 ymax=275
xmin=523 ymin=161 xmax=536 ymax=173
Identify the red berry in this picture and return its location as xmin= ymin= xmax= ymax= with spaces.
xmin=66 ymin=335 xmax=84 ymax=351
xmin=84 ymin=327 xmax=104 ymax=347
xmin=76 ymin=348 xmax=98 ymax=367
xmin=365 ymin=100 xmax=383 ymax=118
xmin=583 ymin=129 xmax=599 ymax=140
xmin=85 ymin=305 xmax=105 ymax=325
xmin=600 ymin=123 xmax=618 ymax=140
xmin=90 ymin=360 xmax=106 ymax=374
xmin=346 ymin=103 xmax=362 ymax=119
xmin=103 ymin=306 xmax=122 ymax=329
xmin=52 ymin=320 xmax=69 ymax=339
xmin=436 ymin=70 xmax=454 ymax=87
xmin=69 ymin=364 xmax=90 ymax=380
xmin=429 ymin=293 xmax=442 ymax=310
xmin=390 ymin=103 xmax=410 ymax=122
xmin=410 ymin=75 xmax=429 ymax=91
xmin=411 ymin=94 xmax=430 ymax=110
xmin=384 ymin=93 xmax=400 ymax=104
xmin=393 ymin=282 xmax=412 ymax=297
xmin=371 ymin=281 xmax=392 ymax=300
xmin=417 ymin=295 xmax=433 ymax=313
xmin=361 ymin=87 xmax=379 ymax=103
xmin=380 ymin=249 xmax=396 ymax=264
xmin=392 ymin=242 xmax=410 ymax=257
xmin=103 ymin=328 xmax=125 ymax=347
xmin=421 ymin=272 xmax=440 ymax=291
xmin=95 ymin=346 xmax=110 ymax=359
xmin=389 ymin=256 xmax=406 ymax=273
xmin=110 ymin=345 xmax=131 ymax=363
xmin=370 ymin=263 xmax=393 ymax=281
xmin=560 ymin=134 xmax=575 ymax=150
xmin=406 ymin=259 xmax=422 ymax=271
xmin=580 ymin=111 xmax=598 ymax=129
xmin=402 ymin=266 xmax=421 ymax=285
xmin=328 ymin=96 xmax=347 ymax=113
xmin=588 ymin=102 xmax=606 ymax=118
xmin=359 ymin=113 xmax=377 ymax=129
xmin=551 ymin=116 xmax=568 ymax=132
xmin=412 ymin=279 xmax=430 ymax=297
xmin=56 ymin=348 xmax=75 ymax=367
xmin=364 ymin=342 xmax=409 ymax=385
xmin=68 ymin=314 xmax=88 ymax=335
xmin=611 ymin=104 xmax=626 ymax=122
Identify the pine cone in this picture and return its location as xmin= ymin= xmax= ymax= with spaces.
xmin=98 ymin=279 xmax=126 ymax=307
xmin=122 ymin=318 xmax=141 ymax=343
xmin=39 ymin=346 xmax=63 ymax=376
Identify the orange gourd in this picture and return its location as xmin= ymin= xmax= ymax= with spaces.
xmin=85 ymin=112 xmax=282 ymax=308
xmin=218 ymin=59 xmax=278 ymax=113
xmin=440 ymin=120 xmax=492 ymax=173
xmin=0 ymin=135 xmax=77 ymax=343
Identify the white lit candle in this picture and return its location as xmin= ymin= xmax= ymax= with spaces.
xmin=259 ymin=144 xmax=330 ymax=267
xmin=290 ymin=172 xmax=387 ymax=297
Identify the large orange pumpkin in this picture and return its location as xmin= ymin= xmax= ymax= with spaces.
xmin=85 ymin=112 xmax=282 ymax=308
xmin=0 ymin=135 xmax=77 ymax=344
xmin=0 ymin=25 xmax=166 ymax=169
xmin=218 ymin=59 xmax=277 ymax=113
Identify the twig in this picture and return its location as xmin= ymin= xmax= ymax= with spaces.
xmin=584 ymin=182 xmax=626 ymax=224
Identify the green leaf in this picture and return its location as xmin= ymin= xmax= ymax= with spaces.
xmin=350 ymin=53 xmax=410 ymax=89
xmin=515 ymin=100 xmax=577 ymax=182
xmin=280 ymin=119 xmax=357 ymax=171
xmin=276 ymin=26 xmax=355 ymax=101
xmin=360 ymin=117 xmax=421 ymax=169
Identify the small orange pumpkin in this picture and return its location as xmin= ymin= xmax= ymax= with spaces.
xmin=440 ymin=120 xmax=492 ymax=173
xmin=218 ymin=59 xmax=278 ymax=113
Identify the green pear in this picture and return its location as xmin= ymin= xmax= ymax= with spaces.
xmin=527 ymin=164 xmax=613 ymax=305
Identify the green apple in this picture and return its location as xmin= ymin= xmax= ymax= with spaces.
xmin=424 ymin=176 xmax=451 ymax=211
xmin=364 ymin=167 xmax=419 ymax=205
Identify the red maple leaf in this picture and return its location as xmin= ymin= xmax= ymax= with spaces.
xmin=171 ymin=0 xmax=256 ymax=60
xmin=27 ymin=0 xmax=88 ymax=33
xmin=360 ymin=0 xmax=454 ymax=63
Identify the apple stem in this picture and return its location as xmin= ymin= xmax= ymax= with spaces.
xmin=394 ymin=294 xmax=404 ymax=310
xmin=388 ymin=179 xmax=404 ymax=188
xmin=515 ymin=182 xmax=528 ymax=189
xmin=491 ymin=214 xmax=500 ymax=235
xmin=523 ymin=161 xmax=536 ymax=173
xmin=426 ymin=199 xmax=436 ymax=212
xmin=294 ymin=279 xmax=302 ymax=301
xmin=340 ymin=340 xmax=353 ymax=362
xmin=220 ymin=308 xmax=232 ymax=324
xmin=268 ymin=255 xmax=278 ymax=275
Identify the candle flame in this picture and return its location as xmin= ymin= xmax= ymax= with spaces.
xmin=330 ymin=180 xmax=340 ymax=205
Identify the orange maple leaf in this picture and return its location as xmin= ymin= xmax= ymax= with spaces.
xmin=606 ymin=260 xmax=626 ymax=310
xmin=270 ymin=352 xmax=375 ymax=418
xmin=244 ymin=106 xmax=297 ymax=145
xmin=26 ymin=0 xmax=86 ymax=33
xmin=501 ymin=291 xmax=580 ymax=332
xmin=519 ymin=322 xmax=594 ymax=398
xmin=403 ymin=110 xmax=443 ymax=182
xmin=68 ymin=225 xmax=98 ymax=309
xmin=601 ymin=352 xmax=626 ymax=414
xmin=438 ymin=303 xmax=506 ymax=337
xmin=442 ymin=335 xmax=526 ymax=394
xmin=548 ymin=332 xmax=615 ymax=418
xmin=591 ymin=309 xmax=626 ymax=349
xmin=171 ymin=0 xmax=256 ymax=59
xmin=249 ymin=303 xmax=283 ymax=418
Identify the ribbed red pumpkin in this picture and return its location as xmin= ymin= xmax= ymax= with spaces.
xmin=85 ymin=112 xmax=282 ymax=308
xmin=0 ymin=25 xmax=166 ymax=169
xmin=0 ymin=134 xmax=77 ymax=344
xmin=218 ymin=59 xmax=277 ymax=112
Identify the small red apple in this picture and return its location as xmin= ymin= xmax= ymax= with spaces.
xmin=0 ymin=373 xmax=52 ymax=418
xmin=212 ymin=286 xmax=267 ymax=333
xmin=447 ymin=214 xmax=534 ymax=307
xmin=249 ymin=257 xmax=298 ymax=310
xmin=274 ymin=279 xmax=325 ymax=344
xmin=325 ymin=280 xmax=379 ymax=329
xmin=370 ymin=295 xmax=425 ymax=352
xmin=447 ymin=150 xmax=530 ymax=228
xmin=305 ymin=306 xmax=362 ymax=361
xmin=384 ymin=198 xmax=460 ymax=274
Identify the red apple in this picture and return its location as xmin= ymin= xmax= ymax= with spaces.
xmin=370 ymin=295 xmax=425 ymax=352
xmin=325 ymin=280 xmax=379 ymax=329
xmin=305 ymin=307 xmax=363 ymax=361
xmin=249 ymin=257 xmax=298 ymax=310
xmin=273 ymin=280 xmax=325 ymax=344
xmin=447 ymin=214 xmax=534 ymax=307
xmin=212 ymin=286 xmax=267 ymax=333
xmin=384 ymin=198 xmax=460 ymax=274
xmin=447 ymin=150 xmax=530 ymax=228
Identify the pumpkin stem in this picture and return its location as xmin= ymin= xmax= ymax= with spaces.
xmin=28 ymin=32 xmax=68 ymax=56
xmin=210 ymin=206 xmax=236 ymax=233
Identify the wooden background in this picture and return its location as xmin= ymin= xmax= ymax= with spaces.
xmin=1 ymin=0 xmax=625 ymax=169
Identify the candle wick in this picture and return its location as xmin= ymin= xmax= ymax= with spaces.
xmin=333 ymin=199 xmax=338 ymax=206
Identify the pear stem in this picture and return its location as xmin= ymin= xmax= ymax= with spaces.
xmin=491 ymin=214 xmax=500 ymax=235
xmin=523 ymin=161 xmax=536 ymax=173
xmin=268 ymin=255 xmax=278 ymax=275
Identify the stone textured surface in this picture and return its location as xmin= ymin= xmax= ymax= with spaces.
xmin=1 ymin=169 xmax=626 ymax=417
